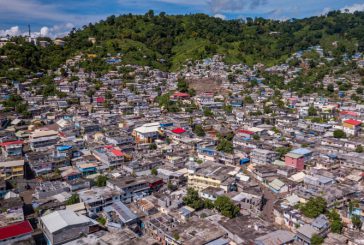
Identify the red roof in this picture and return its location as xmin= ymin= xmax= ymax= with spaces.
xmin=344 ymin=119 xmax=362 ymax=126
xmin=340 ymin=110 xmax=358 ymax=117
xmin=96 ymin=97 xmax=105 ymax=103
xmin=238 ymin=130 xmax=254 ymax=135
xmin=0 ymin=221 xmax=33 ymax=241
xmin=111 ymin=149 xmax=124 ymax=157
xmin=171 ymin=128 xmax=186 ymax=134
xmin=0 ymin=140 xmax=23 ymax=147
xmin=173 ymin=92 xmax=190 ymax=98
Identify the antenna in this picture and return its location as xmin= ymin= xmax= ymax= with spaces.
xmin=28 ymin=24 xmax=31 ymax=37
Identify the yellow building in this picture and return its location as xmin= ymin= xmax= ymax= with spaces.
xmin=0 ymin=160 xmax=24 ymax=180
xmin=187 ymin=162 xmax=238 ymax=192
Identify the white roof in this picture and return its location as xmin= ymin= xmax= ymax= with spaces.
xmin=289 ymin=172 xmax=306 ymax=182
xmin=41 ymin=210 xmax=91 ymax=233
xmin=134 ymin=122 xmax=160 ymax=134
xmin=31 ymin=129 xmax=58 ymax=138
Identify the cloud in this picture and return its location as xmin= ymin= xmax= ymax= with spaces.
xmin=341 ymin=3 xmax=364 ymax=13
xmin=214 ymin=13 xmax=227 ymax=19
xmin=0 ymin=23 xmax=75 ymax=38
xmin=208 ymin=0 xmax=268 ymax=14
xmin=40 ymin=27 xmax=49 ymax=37
xmin=0 ymin=26 xmax=21 ymax=36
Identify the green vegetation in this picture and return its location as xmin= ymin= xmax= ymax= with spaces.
xmin=216 ymin=138 xmax=234 ymax=154
xmin=193 ymin=124 xmax=206 ymax=137
xmin=328 ymin=209 xmax=343 ymax=234
xmin=203 ymin=108 xmax=214 ymax=117
xmin=66 ymin=194 xmax=80 ymax=205
xmin=355 ymin=145 xmax=363 ymax=153
xmin=149 ymin=143 xmax=157 ymax=150
xmin=183 ymin=188 xmax=240 ymax=218
xmin=311 ymin=234 xmax=324 ymax=245
xmin=298 ymin=197 xmax=327 ymax=218
xmin=183 ymin=188 xmax=205 ymax=210
xmin=351 ymin=215 xmax=362 ymax=230
xmin=97 ymin=217 xmax=107 ymax=226
xmin=2 ymin=10 xmax=364 ymax=78
xmin=156 ymin=93 xmax=180 ymax=112
xmin=1 ymin=94 xmax=30 ymax=117
xmin=333 ymin=129 xmax=346 ymax=139
xmin=95 ymin=175 xmax=108 ymax=187
xmin=214 ymin=196 xmax=240 ymax=218
xmin=151 ymin=167 xmax=158 ymax=175
xmin=276 ymin=146 xmax=292 ymax=159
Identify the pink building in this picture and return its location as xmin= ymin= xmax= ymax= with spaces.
xmin=285 ymin=153 xmax=305 ymax=171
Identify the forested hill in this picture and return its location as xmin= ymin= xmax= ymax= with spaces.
xmin=1 ymin=10 xmax=364 ymax=79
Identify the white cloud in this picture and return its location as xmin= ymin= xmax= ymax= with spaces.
xmin=214 ymin=13 xmax=226 ymax=19
xmin=341 ymin=3 xmax=364 ymax=13
xmin=208 ymin=0 xmax=268 ymax=14
xmin=0 ymin=26 xmax=21 ymax=36
xmin=0 ymin=23 xmax=75 ymax=38
xmin=40 ymin=27 xmax=49 ymax=37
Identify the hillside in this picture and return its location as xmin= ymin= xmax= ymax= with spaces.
xmin=1 ymin=10 xmax=364 ymax=80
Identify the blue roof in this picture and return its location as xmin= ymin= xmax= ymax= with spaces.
xmin=57 ymin=145 xmax=72 ymax=151
xmin=291 ymin=148 xmax=312 ymax=155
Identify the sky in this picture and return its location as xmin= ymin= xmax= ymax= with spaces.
xmin=1 ymin=0 xmax=364 ymax=38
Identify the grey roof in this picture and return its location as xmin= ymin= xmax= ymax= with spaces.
xmin=104 ymin=201 xmax=138 ymax=224
xmin=41 ymin=210 xmax=91 ymax=233
xmin=312 ymin=214 xmax=329 ymax=229
xmin=297 ymin=224 xmax=317 ymax=239
xmin=255 ymin=230 xmax=295 ymax=245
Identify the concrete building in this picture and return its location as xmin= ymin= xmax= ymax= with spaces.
xmin=132 ymin=122 xmax=160 ymax=144
xmin=187 ymin=162 xmax=237 ymax=192
xmin=0 ymin=160 xmax=24 ymax=180
xmin=78 ymin=187 xmax=123 ymax=216
xmin=29 ymin=129 xmax=59 ymax=152
xmin=342 ymin=119 xmax=361 ymax=136
xmin=285 ymin=153 xmax=305 ymax=171
xmin=40 ymin=210 xmax=93 ymax=245
xmin=250 ymin=149 xmax=277 ymax=165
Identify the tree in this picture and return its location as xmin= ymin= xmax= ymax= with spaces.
xmin=177 ymin=78 xmax=189 ymax=93
xmin=328 ymin=210 xmax=343 ymax=234
xmin=95 ymin=175 xmax=108 ymax=187
xmin=216 ymin=138 xmax=234 ymax=153
xmin=97 ymin=217 xmax=106 ymax=225
xmin=214 ymin=196 xmax=240 ymax=218
xmin=224 ymin=104 xmax=233 ymax=114
xmin=351 ymin=215 xmax=362 ymax=230
xmin=308 ymin=105 xmax=317 ymax=116
xmin=167 ymin=181 xmax=177 ymax=191
xmin=149 ymin=143 xmax=157 ymax=150
xmin=66 ymin=194 xmax=80 ymax=205
xmin=355 ymin=145 xmax=363 ymax=153
xmin=327 ymin=83 xmax=334 ymax=93
xmin=203 ymin=108 xmax=214 ymax=117
xmin=183 ymin=188 xmax=204 ymax=210
xmin=244 ymin=95 xmax=254 ymax=104
xmin=193 ymin=124 xmax=205 ymax=137
xmin=333 ymin=129 xmax=346 ymax=139
xmin=151 ymin=167 xmax=158 ymax=176
xmin=299 ymin=197 xmax=327 ymax=218
xmin=311 ymin=234 xmax=324 ymax=245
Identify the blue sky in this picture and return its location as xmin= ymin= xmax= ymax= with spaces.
xmin=1 ymin=0 xmax=364 ymax=37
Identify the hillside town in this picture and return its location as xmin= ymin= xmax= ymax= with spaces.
xmin=1 ymin=38 xmax=364 ymax=245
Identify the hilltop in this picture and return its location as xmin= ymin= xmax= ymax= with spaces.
xmin=1 ymin=10 xmax=364 ymax=80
